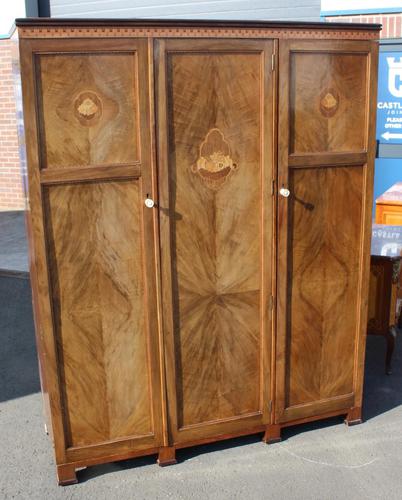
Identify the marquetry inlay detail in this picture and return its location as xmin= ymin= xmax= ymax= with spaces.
xmin=18 ymin=27 xmax=378 ymax=40
xmin=77 ymin=97 xmax=98 ymax=117
xmin=74 ymin=91 xmax=102 ymax=126
xmin=192 ymin=128 xmax=237 ymax=191
xmin=319 ymin=88 xmax=339 ymax=117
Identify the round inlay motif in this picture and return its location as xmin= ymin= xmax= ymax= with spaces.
xmin=319 ymin=88 xmax=339 ymax=118
xmin=74 ymin=91 xmax=102 ymax=126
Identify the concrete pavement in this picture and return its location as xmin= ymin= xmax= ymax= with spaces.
xmin=1 ymin=275 xmax=402 ymax=499
xmin=0 ymin=211 xmax=28 ymax=274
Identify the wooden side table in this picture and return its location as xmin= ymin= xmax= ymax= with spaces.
xmin=367 ymin=255 xmax=402 ymax=374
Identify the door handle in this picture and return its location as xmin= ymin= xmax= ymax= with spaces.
xmin=144 ymin=197 xmax=155 ymax=208
xmin=279 ymin=187 xmax=291 ymax=198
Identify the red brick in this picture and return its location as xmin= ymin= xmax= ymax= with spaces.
xmin=396 ymin=16 xmax=401 ymax=38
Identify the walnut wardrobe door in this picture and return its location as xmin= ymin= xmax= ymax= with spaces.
xmin=20 ymin=37 xmax=165 ymax=463
xmin=275 ymin=39 xmax=378 ymax=424
xmin=156 ymin=39 xmax=276 ymax=444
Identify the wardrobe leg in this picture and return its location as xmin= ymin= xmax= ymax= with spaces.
xmin=57 ymin=464 xmax=78 ymax=486
xmin=263 ymin=424 xmax=282 ymax=444
xmin=157 ymin=446 xmax=177 ymax=466
xmin=345 ymin=407 xmax=362 ymax=426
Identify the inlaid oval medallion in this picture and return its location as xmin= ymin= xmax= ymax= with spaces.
xmin=192 ymin=128 xmax=237 ymax=190
xmin=74 ymin=91 xmax=102 ymax=126
xmin=319 ymin=88 xmax=339 ymax=118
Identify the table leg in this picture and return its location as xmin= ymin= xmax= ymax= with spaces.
xmin=386 ymin=326 xmax=397 ymax=375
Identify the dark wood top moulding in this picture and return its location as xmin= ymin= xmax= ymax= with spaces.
xmin=15 ymin=17 xmax=381 ymax=31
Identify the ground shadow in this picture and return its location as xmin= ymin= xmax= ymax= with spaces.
xmin=78 ymin=454 xmax=157 ymax=483
xmin=0 ymin=274 xmax=40 ymax=402
xmin=362 ymin=332 xmax=402 ymax=420
xmin=0 ymin=211 xmax=29 ymax=272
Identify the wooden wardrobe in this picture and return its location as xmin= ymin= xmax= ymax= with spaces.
xmin=16 ymin=18 xmax=380 ymax=485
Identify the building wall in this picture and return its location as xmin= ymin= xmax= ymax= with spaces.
xmin=0 ymin=37 xmax=24 ymax=211
xmin=325 ymin=12 xmax=402 ymax=38
xmin=49 ymin=0 xmax=321 ymax=21
xmin=322 ymin=1 xmax=402 ymax=12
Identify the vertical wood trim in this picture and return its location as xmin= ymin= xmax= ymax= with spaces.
xmin=19 ymin=38 xmax=67 ymax=463
xmin=154 ymin=39 xmax=179 ymax=445
xmin=269 ymin=38 xmax=279 ymax=425
xmin=353 ymin=41 xmax=379 ymax=410
xmin=260 ymin=40 xmax=275 ymax=422
xmin=148 ymin=37 xmax=169 ymax=447
xmin=24 ymin=209 xmax=53 ymax=439
xmin=133 ymin=38 xmax=165 ymax=446
xmin=275 ymin=39 xmax=290 ymax=423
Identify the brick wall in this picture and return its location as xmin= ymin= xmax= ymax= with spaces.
xmin=0 ymin=37 xmax=25 ymax=211
xmin=325 ymin=13 xmax=402 ymax=38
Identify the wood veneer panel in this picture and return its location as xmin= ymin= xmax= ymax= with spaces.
xmin=276 ymin=39 xmax=376 ymax=425
xmin=36 ymin=52 xmax=139 ymax=169
xmin=170 ymin=51 xmax=261 ymax=428
xmin=289 ymin=52 xmax=367 ymax=154
xmin=158 ymin=39 xmax=274 ymax=440
xmin=285 ymin=166 xmax=363 ymax=407
xmin=40 ymin=163 xmax=141 ymax=184
xmin=44 ymin=181 xmax=153 ymax=447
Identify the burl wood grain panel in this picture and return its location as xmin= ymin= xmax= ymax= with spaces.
xmin=44 ymin=181 xmax=153 ymax=447
xmin=285 ymin=166 xmax=363 ymax=407
xmin=167 ymin=51 xmax=264 ymax=428
xmin=36 ymin=52 xmax=139 ymax=168
xmin=289 ymin=52 xmax=367 ymax=154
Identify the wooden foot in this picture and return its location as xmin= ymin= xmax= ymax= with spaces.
xmin=345 ymin=407 xmax=362 ymax=426
xmin=263 ymin=424 xmax=281 ymax=444
xmin=386 ymin=326 xmax=397 ymax=375
xmin=57 ymin=464 xmax=78 ymax=486
xmin=157 ymin=446 xmax=177 ymax=466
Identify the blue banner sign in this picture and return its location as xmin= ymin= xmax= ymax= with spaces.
xmin=377 ymin=51 xmax=402 ymax=144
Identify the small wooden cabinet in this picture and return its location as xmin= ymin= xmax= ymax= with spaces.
xmin=376 ymin=182 xmax=402 ymax=226
xmin=16 ymin=18 xmax=379 ymax=485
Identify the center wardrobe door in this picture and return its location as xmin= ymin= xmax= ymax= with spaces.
xmin=156 ymin=39 xmax=275 ymax=444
